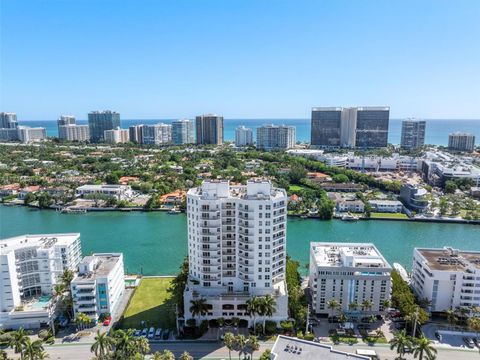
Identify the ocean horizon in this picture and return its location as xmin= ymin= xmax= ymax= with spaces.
xmin=17 ymin=118 xmax=480 ymax=146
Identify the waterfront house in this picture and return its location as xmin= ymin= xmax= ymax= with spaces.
xmin=368 ymin=199 xmax=403 ymax=213
xmin=0 ymin=183 xmax=21 ymax=197
xmin=18 ymin=185 xmax=41 ymax=200
xmin=159 ymin=190 xmax=186 ymax=207
xmin=76 ymin=184 xmax=134 ymax=201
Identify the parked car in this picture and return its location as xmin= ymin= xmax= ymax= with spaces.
xmin=435 ymin=331 xmax=442 ymax=341
xmin=147 ymin=327 xmax=155 ymax=339
xmin=463 ymin=337 xmax=475 ymax=348
xmin=141 ymin=328 xmax=148 ymax=337
xmin=403 ymin=345 xmax=412 ymax=354
xmin=103 ymin=319 xmax=110 ymax=326
xmin=133 ymin=330 xmax=141 ymax=337
xmin=155 ymin=328 xmax=162 ymax=339
xmin=162 ymin=329 xmax=170 ymax=340
xmin=473 ymin=337 xmax=479 ymax=347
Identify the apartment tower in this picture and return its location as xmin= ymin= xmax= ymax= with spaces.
xmin=400 ymin=119 xmax=426 ymax=149
xmin=195 ymin=114 xmax=224 ymax=145
xmin=183 ymin=180 xmax=289 ymax=325
xmin=172 ymin=119 xmax=195 ymax=145
xmin=88 ymin=110 xmax=121 ymax=142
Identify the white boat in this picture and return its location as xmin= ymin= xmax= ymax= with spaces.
xmin=341 ymin=213 xmax=359 ymax=221
xmin=168 ymin=207 xmax=181 ymax=214
xmin=393 ymin=262 xmax=410 ymax=284
xmin=60 ymin=208 xmax=87 ymax=214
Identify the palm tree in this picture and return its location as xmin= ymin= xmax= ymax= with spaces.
xmin=361 ymin=299 xmax=373 ymax=313
xmin=327 ymin=299 xmax=339 ymax=319
xmin=234 ymin=334 xmax=247 ymax=360
xmin=382 ymin=299 xmax=391 ymax=310
xmin=223 ymin=332 xmax=236 ymax=360
xmin=159 ymin=349 xmax=175 ymax=360
xmin=338 ymin=312 xmax=348 ymax=324
xmin=112 ymin=329 xmax=136 ymax=358
xmin=179 ymin=351 xmax=193 ymax=360
xmin=74 ymin=312 xmax=90 ymax=331
xmin=445 ymin=309 xmax=457 ymax=327
xmin=90 ymin=330 xmax=114 ymax=359
xmin=258 ymin=295 xmax=276 ymax=334
xmin=468 ymin=317 xmax=480 ymax=344
xmin=412 ymin=334 xmax=437 ymax=360
xmin=21 ymin=338 xmax=45 ymax=360
xmin=246 ymin=335 xmax=260 ymax=360
xmin=0 ymin=349 xmax=7 ymax=360
xmin=61 ymin=269 xmax=74 ymax=288
xmin=189 ymin=298 xmax=209 ymax=326
xmin=348 ymin=301 xmax=359 ymax=311
xmin=389 ymin=329 xmax=412 ymax=360
xmin=246 ymin=297 xmax=261 ymax=334
xmin=8 ymin=327 xmax=29 ymax=357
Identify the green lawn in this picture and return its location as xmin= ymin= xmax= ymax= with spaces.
xmin=121 ymin=277 xmax=176 ymax=330
xmin=288 ymin=185 xmax=305 ymax=192
xmin=370 ymin=212 xmax=409 ymax=219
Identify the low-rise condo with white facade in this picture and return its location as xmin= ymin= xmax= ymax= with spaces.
xmin=0 ymin=233 xmax=82 ymax=329
xmin=71 ymin=253 xmax=124 ymax=321
xmin=75 ymin=184 xmax=134 ymax=200
xmin=309 ymin=242 xmax=392 ymax=317
xmin=412 ymin=247 xmax=480 ymax=314
xmin=184 ymin=179 xmax=289 ymax=326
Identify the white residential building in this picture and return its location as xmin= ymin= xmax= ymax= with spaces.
xmin=18 ymin=127 xmax=47 ymax=143
xmin=184 ymin=180 xmax=289 ymax=325
xmin=0 ymin=234 xmax=82 ymax=329
xmin=76 ymin=184 xmax=133 ymax=200
xmin=368 ymin=200 xmax=403 ymax=213
xmin=142 ymin=123 xmax=172 ymax=145
xmin=448 ymin=132 xmax=475 ymax=152
xmin=71 ymin=253 xmax=124 ymax=321
xmin=309 ymin=242 xmax=392 ymax=317
xmin=104 ymin=127 xmax=129 ymax=144
xmin=59 ymin=125 xmax=90 ymax=142
xmin=256 ymin=125 xmax=296 ymax=150
xmin=412 ymin=247 xmax=480 ymax=313
xmin=235 ymin=125 xmax=254 ymax=147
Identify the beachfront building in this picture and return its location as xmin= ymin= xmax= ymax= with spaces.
xmin=18 ymin=126 xmax=47 ymax=143
xmin=0 ymin=112 xmax=18 ymax=129
xmin=448 ymin=132 xmax=476 ymax=152
xmin=129 ymin=125 xmax=144 ymax=144
xmin=57 ymin=115 xmax=90 ymax=142
xmin=88 ymin=110 xmax=121 ymax=143
xmin=196 ymin=114 xmax=224 ymax=145
xmin=183 ymin=180 xmax=289 ymax=325
xmin=309 ymin=242 xmax=392 ymax=317
xmin=104 ymin=127 xmax=129 ymax=144
xmin=256 ymin=124 xmax=296 ymax=150
xmin=0 ymin=234 xmax=82 ymax=329
xmin=401 ymin=119 xmax=426 ymax=150
xmin=311 ymin=106 xmax=389 ymax=148
xmin=75 ymin=184 xmax=134 ymax=201
xmin=141 ymin=123 xmax=172 ymax=145
xmin=172 ymin=119 xmax=195 ymax=145
xmin=400 ymin=184 xmax=429 ymax=212
xmin=0 ymin=128 xmax=20 ymax=141
xmin=71 ymin=253 xmax=124 ymax=321
xmin=411 ymin=247 xmax=480 ymax=313
xmin=368 ymin=200 xmax=403 ymax=213
xmin=235 ymin=125 xmax=254 ymax=147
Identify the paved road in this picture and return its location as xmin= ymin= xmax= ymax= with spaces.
xmin=5 ymin=341 xmax=479 ymax=360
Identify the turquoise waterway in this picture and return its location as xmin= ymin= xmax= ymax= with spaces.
xmin=1 ymin=206 xmax=480 ymax=275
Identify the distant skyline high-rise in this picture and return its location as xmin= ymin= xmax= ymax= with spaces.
xmin=235 ymin=125 xmax=254 ymax=147
xmin=141 ymin=123 xmax=172 ymax=145
xmin=0 ymin=112 xmax=18 ymax=129
xmin=311 ymin=106 xmax=390 ymax=148
xmin=256 ymin=124 xmax=296 ymax=150
xmin=448 ymin=132 xmax=476 ymax=152
xmin=88 ymin=110 xmax=121 ymax=143
xmin=400 ymin=119 xmax=426 ymax=149
xmin=195 ymin=114 xmax=224 ymax=145
xmin=172 ymin=119 xmax=194 ymax=145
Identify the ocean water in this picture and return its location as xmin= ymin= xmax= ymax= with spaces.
xmin=1 ymin=206 xmax=479 ymax=275
xmin=18 ymin=118 xmax=480 ymax=146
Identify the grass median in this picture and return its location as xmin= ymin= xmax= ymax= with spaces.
xmin=121 ymin=277 xmax=176 ymax=331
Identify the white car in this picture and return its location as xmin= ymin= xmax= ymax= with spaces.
xmin=147 ymin=327 xmax=155 ymax=339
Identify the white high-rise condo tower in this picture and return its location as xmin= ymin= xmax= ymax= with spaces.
xmin=184 ymin=180 xmax=289 ymax=325
xmin=235 ymin=125 xmax=254 ymax=147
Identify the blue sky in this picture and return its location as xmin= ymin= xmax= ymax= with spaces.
xmin=1 ymin=0 xmax=479 ymax=120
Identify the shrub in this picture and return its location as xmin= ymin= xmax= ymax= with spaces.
xmin=199 ymin=320 xmax=209 ymax=335
xmin=255 ymin=323 xmax=263 ymax=334
xmin=304 ymin=332 xmax=315 ymax=341
xmin=280 ymin=320 xmax=294 ymax=332
xmin=296 ymin=330 xmax=304 ymax=339
xmin=186 ymin=318 xmax=196 ymax=327
xmin=265 ymin=320 xmax=277 ymax=335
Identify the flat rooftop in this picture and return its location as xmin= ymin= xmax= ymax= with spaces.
xmin=311 ymin=242 xmax=391 ymax=269
xmin=74 ymin=253 xmax=122 ymax=282
xmin=416 ymin=247 xmax=480 ymax=271
xmin=0 ymin=233 xmax=80 ymax=254
xmin=271 ymin=336 xmax=369 ymax=360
